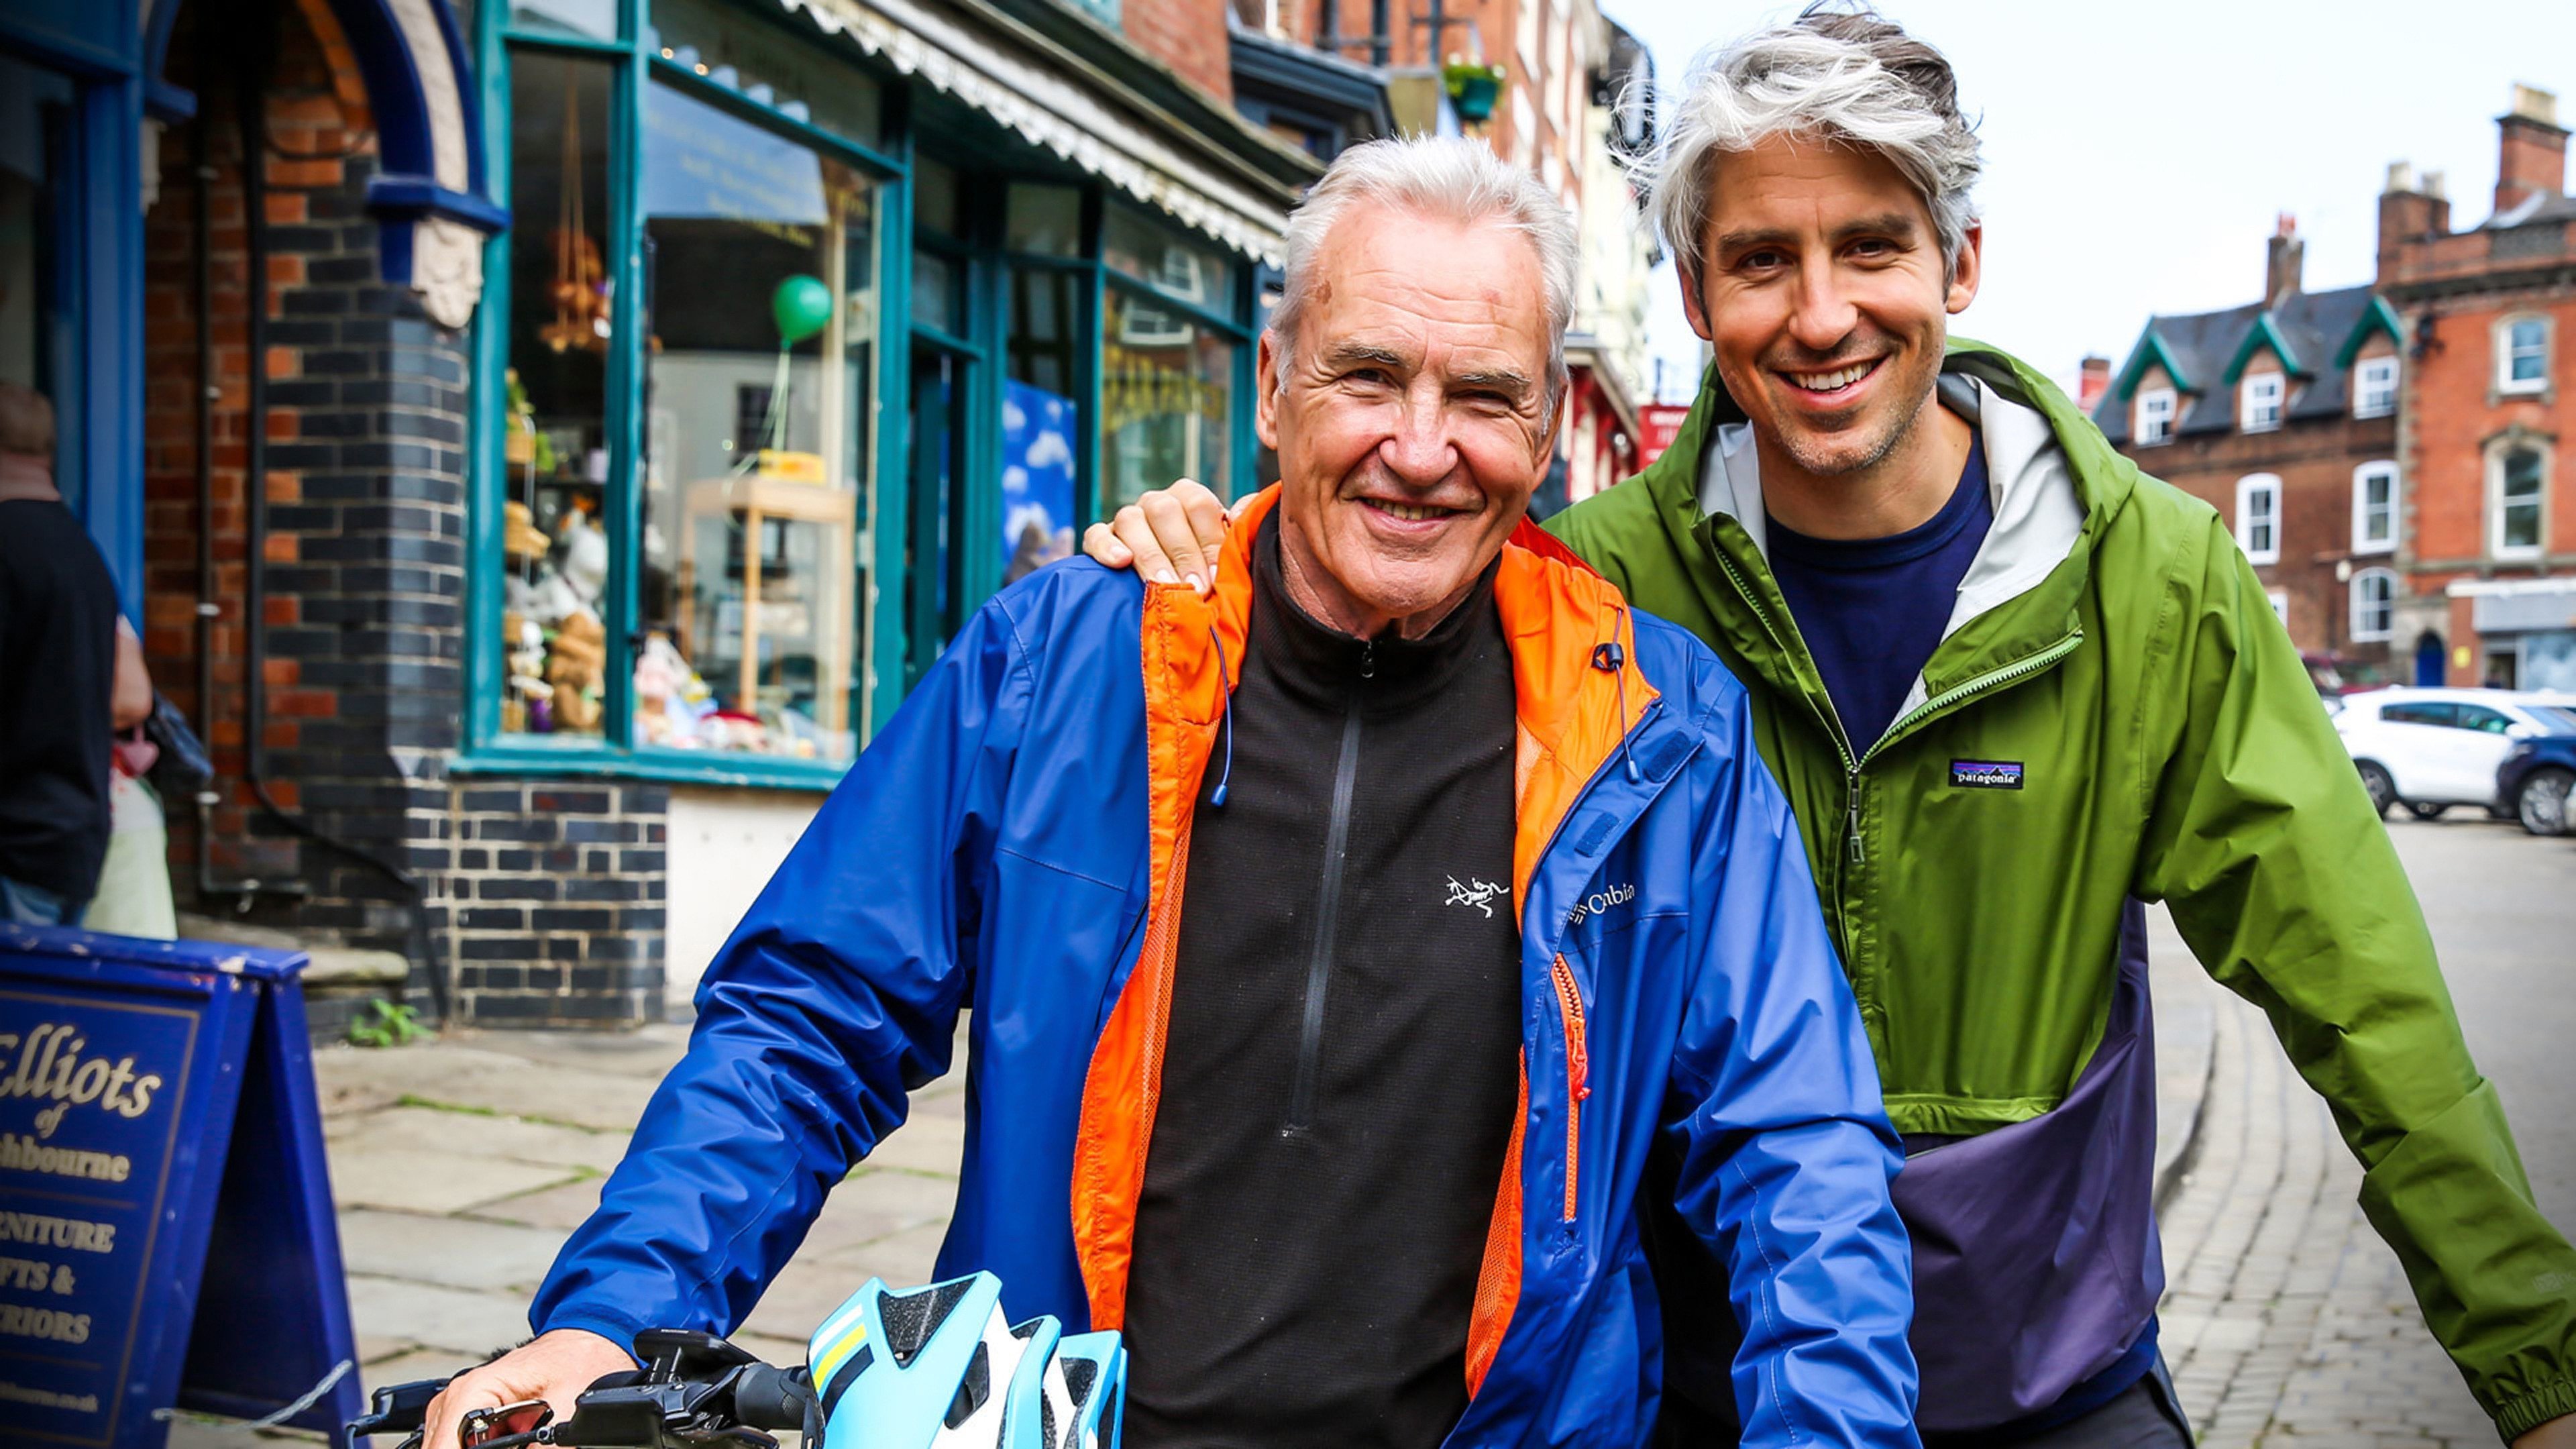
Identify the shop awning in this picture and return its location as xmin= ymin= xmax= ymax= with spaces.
xmin=782 ymin=0 xmax=1321 ymax=266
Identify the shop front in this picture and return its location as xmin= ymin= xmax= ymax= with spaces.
xmin=449 ymin=0 xmax=1313 ymax=1020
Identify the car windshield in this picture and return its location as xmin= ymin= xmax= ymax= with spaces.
xmin=2535 ymin=705 xmax=2576 ymax=734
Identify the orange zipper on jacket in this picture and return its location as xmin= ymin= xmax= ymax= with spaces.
xmin=1550 ymin=953 xmax=1588 ymax=1222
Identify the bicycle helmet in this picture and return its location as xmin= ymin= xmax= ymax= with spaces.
xmin=806 ymin=1272 xmax=1126 ymax=1449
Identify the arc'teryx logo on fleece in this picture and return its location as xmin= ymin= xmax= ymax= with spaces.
xmin=1950 ymin=759 xmax=2025 ymax=790
xmin=1445 ymin=876 xmax=1509 ymax=918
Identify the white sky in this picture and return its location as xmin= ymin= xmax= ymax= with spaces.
xmin=1605 ymin=0 xmax=2576 ymax=402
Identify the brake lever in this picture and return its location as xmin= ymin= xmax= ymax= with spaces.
xmin=347 ymin=1376 xmax=447 ymax=1446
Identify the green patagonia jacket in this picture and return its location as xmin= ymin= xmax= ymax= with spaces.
xmin=1548 ymin=340 xmax=2576 ymax=1438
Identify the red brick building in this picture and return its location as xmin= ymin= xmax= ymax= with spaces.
xmin=2379 ymin=85 xmax=2576 ymax=692
xmin=2094 ymin=217 xmax=2407 ymax=681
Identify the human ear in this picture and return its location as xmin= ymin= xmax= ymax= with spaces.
xmin=1945 ymin=223 xmax=1983 ymax=315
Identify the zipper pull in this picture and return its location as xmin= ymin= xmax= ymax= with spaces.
xmin=1846 ymin=766 xmax=1866 ymax=863
xmin=1359 ymin=639 xmax=1376 ymax=679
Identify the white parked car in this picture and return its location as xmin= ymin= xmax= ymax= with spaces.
xmin=2334 ymin=687 xmax=2576 ymax=820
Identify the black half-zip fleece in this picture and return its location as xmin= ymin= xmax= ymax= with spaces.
xmin=1121 ymin=514 xmax=1524 ymax=1449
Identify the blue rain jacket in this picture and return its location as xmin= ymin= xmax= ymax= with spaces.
xmin=531 ymin=490 xmax=1919 ymax=1447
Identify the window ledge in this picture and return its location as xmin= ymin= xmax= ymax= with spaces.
xmin=450 ymin=743 xmax=847 ymax=791
xmin=2353 ymin=540 xmax=2398 ymax=557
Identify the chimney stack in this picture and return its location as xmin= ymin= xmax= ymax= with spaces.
xmin=2377 ymin=164 xmax=2453 ymax=284
xmin=2077 ymin=356 xmax=2111 ymax=411
xmin=2496 ymin=84 xmax=2567 ymax=217
xmin=2265 ymin=213 xmax=2304 ymax=307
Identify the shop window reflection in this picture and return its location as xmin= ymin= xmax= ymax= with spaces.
xmin=638 ymin=80 xmax=877 ymax=763
xmin=1102 ymin=288 xmax=1233 ymax=513
xmin=1004 ymin=266 xmax=1082 ymax=584
xmin=498 ymin=52 xmax=614 ymax=741
xmin=648 ymin=0 xmax=883 ymax=148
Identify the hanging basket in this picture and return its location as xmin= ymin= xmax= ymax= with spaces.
xmin=1444 ymin=60 xmax=1505 ymax=123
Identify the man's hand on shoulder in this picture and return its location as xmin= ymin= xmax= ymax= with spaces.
xmin=1079 ymin=477 xmax=1234 ymax=596
xmin=419 ymin=1328 xmax=631 ymax=1448
xmin=2515 ymin=1413 xmax=2576 ymax=1449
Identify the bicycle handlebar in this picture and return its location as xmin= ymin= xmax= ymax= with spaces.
xmin=345 ymin=1330 xmax=816 ymax=1449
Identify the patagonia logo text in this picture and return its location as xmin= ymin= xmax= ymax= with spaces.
xmin=1950 ymin=760 xmax=2025 ymax=790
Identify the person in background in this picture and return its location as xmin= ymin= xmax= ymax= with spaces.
xmin=83 ymin=616 xmax=179 ymax=939
xmin=0 ymin=380 xmax=121 ymax=928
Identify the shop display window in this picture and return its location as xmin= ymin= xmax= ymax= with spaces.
xmin=496 ymin=51 xmax=615 ymax=741
xmin=649 ymin=0 xmax=883 ymax=148
xmin=1006 ymin=184 xmax=1083 ymax=258
xmin=637 ymin=79 xmax=880 ymax=763
xmin=1104 ymin=206 xmax=1228 ymax=313
xmin=1102 ymin=286 xmax=1235 ymax=513
xmin=509 ymin=0 xmax=618 ymax=40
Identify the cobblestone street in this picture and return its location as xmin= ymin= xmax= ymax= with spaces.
xmin=2154 ymin=815 xmax=2576 ymax=1447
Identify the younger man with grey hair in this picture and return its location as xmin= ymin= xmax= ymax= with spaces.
xmin=1090 ymin=11 xmax=2576 ymax=1448
xmin=423 ymin=135 xmax=1921 ymax=1449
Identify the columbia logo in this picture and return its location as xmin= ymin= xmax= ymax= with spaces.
xmin=1950 ymin=760 xmax=2025 ymax=790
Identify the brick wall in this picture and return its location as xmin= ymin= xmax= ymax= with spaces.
xmin=1122 ymin=0 xmax=1231 ymax=104
xmin=430 ymin=780 xmax=668 ymax=1024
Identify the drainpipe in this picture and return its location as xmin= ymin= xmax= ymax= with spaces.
xmin=229 ymin=15 xmax=441 ymax=1018
xmin=191 ymin=118 xmax=222 ymax=904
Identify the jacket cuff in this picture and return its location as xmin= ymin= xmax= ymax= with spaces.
xmin=2492 ymin=1379 xmax=2576 ymax=1442
xmin=531 ymin=1307 xmax=649 ymax=1367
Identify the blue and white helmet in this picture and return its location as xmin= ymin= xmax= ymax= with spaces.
xmin=806 ymin=1272 xmax=1125 ymax=1449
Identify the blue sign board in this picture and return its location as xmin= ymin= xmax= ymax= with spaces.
xmin=0 ymin=926 xmax=360 ymax=1448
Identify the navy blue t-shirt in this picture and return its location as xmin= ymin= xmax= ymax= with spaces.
xmin=1766 ymin=433 xmax=1992 ymax=753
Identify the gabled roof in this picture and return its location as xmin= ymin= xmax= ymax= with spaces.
xmin=2220 ymin=311 xmax=2309 ymax=384
xmin=2091 ymin=282 xmax=2380 ymax=443
xmin=2334 ymin=294 xmax=2404 ymax=369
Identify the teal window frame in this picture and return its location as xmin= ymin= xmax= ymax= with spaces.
xmin=463 ymin=0 xmax=1257 ymax=789
xmin=464 ymin=0 xmax=908 ymax=789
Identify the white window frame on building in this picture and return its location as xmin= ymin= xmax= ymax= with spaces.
xmin=2352 ymin=460 xmax=2398 ymax=555
xmin=2350 ymin=567 xmax=2397 ymax=642
xmin=2489 ymin=436 xmax=2549 ymax=559
xmin=2497 ymin=315 xmax=2550 ymax=395
xmin=2136 ymin=386 xmax=2176 ymax=445
xmin=2237 ymin=472 xmax=2282 ymax=564
xmin=2353 ymin=355 xmax=2398 ymax=418
xmin=2241 ymin=370 xmax=2285 ymax=432
xmin=2267 ymin=590 xmax=2291 ymax=628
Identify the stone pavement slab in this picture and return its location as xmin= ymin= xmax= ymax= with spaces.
xmin=329 ymin=1141 xmax=583 ymax=1216
xmin=337 ymin=1208 xmax=574 ymax=1295
xmin=465 ymin=1174 xmax=611 ymax=1231
xmin=345 ymin=1273 xmax=539 ymax=1359
xmin=325 ymin=1102 xmax=632 ymax=1173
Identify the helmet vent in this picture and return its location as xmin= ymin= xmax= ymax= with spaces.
xmin=1061 ymin=1359 xmax=1097 ymax=1407
xmin=879 ymin=1279 xmax=975 ymax=1368
xmin=945 ymin=1340 xmax=992 ymax=1429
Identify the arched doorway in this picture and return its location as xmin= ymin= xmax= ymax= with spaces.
xmin=2414 ymin=630 xmax=2446 ymax=687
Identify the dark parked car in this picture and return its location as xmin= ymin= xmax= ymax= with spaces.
xmin=2496 ymin=712 xmax=2576 ymax=836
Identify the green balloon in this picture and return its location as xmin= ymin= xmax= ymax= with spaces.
xmin=771 ymin=274 xmax=833 ymax=345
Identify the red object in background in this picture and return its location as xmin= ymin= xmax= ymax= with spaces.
xmin=1638 ymin=405 xmax=1692 ymax=470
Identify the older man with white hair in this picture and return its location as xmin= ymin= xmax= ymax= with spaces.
xmin=1093 ymin=9 xmax=2576 ymax=1449
xmin=418 ymin=136 xmax=1919 ymax=1449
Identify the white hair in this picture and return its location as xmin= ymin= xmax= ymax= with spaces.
xmin=1649 ymin=8 xmax=1982 ymax=284
xmin=1270 ymin=136 xmax=1579 ymax=406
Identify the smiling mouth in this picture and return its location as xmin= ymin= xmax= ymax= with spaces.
xmin=1780 ymin=359 xmax=1882 ymax=394
xmin=1360 ymin=498 xmax=1467 ymax=523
